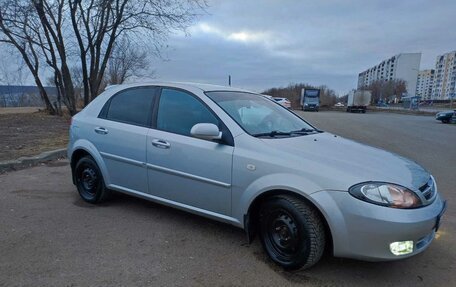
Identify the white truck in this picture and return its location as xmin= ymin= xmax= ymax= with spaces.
xmin=347 ymin=90 xmax=372 ymax=113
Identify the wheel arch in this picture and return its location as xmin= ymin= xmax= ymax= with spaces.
xmin=244 ymin=189 xmax=334 ymax=255
xmin=69 ymin=140 xmax=109 ymax=185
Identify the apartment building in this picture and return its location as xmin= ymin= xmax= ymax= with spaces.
xmin=431 ymin=51 xmax=456 ymax=100
xmin=416 ymin=69 xmax=435 ymax=100
xmin=358 ymin=53 xmax=421 ymax=95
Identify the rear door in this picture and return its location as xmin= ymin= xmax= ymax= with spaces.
xmin=146 ymin=88 xmax=234 ymax=215
xmin=91 ymin=86 xmax=158 ymax=193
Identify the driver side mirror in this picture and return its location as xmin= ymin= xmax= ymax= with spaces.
xmin=190 ymin=123 xmax=222 ymax=140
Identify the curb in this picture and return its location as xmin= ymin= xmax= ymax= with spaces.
xmin=0 ymin=148 xmax=67 ymax=173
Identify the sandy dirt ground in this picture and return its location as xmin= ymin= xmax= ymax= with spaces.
xmin=0 ymin=111 xmax=454 ymax=286
xmin=0 ymin=111 xmax=69 ymax=161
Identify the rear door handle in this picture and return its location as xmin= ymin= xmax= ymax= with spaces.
xmin=151 ymin=139 xmax=170 ymax=149
xmin=94 ymin=127 xmax=108 ymax=135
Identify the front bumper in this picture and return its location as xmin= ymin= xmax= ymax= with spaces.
xmin=303 ymin=105 xmax=318 ymax=110
xmin=435 ymin=115 xmax=450 ymax=120
xmin=310 ymin=190 xmax=446 ymax=261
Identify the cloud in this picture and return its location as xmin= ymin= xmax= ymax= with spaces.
xmin=189 ymin=23 xmax=273 ymax=45
xmin=2 ymin=0 xmax=455 ymax=96
xmin=151 ymin=0 xmax=456 ymax=95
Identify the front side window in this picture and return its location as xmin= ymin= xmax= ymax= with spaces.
xmin=206 ymin=91 xmax=316 ymax=137
xmin=156 ymin=88 xmax=219 ymax=136
xmin=104 ymin=87 xmax=156 ymax=127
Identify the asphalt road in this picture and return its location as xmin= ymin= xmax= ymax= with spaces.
xmin=0 ymin=111 xmax=454 ymax=286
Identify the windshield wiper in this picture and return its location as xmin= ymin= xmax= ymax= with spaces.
xmin=252 ymin=130 xmax=292 ymax=137
xmin=253 ymin=128 xmax=323 ymax=138
xmin=289 ymin=128 xmax=323 ymax=134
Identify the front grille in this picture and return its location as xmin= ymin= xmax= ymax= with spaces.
xmin=419 ymin=177 xmax=435 ymax=201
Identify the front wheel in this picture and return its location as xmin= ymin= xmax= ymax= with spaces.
xmin=259 ymin=195 xmax=326 ymax=270
xmin=74 ymin=156 xmax=111 ymax=203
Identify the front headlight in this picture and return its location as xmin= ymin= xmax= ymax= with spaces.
xmin=349 ymin=182 xmax=422 ymax=209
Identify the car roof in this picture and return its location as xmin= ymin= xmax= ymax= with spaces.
xmin=105 ymin=81 xmax=253 ymax=93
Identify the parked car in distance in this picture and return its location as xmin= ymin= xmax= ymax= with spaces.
xmin=435 ymin=110 xmax=456 ymax=123
xmin=68 ymin=82 xmax=446 ymax=270
xmin=376 ymin=102 xmax=389 ymax=107
xmin=273 ymin=97 xmax=291 ymax=109
xmin=334 ymin=102 xmax=344 ymax=107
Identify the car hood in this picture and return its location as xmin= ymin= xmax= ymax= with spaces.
xmin=437 ymin=110 xmax=455 ymax=114
xmin=261 ymin=132 xmax=430 ymax=191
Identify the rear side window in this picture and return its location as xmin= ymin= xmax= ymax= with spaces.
xmin=157 ymin=88 xmax=218 ymax=136
xmin=103 ymin=87 xmax=156 ymax=127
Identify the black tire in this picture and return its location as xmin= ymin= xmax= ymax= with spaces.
xmin=442 ymin=119 xmax=449 ymax=124
xmin=74 ymin=156 xmax=110 ymax=203
xmin=259 ymin=195 xmax=326 ymax=270
xmin=362 ymin=109 xmax=366 ymax=114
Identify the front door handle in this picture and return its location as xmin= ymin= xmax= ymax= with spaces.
xmin=94 ymin=127 xmax=108 ymax=135
xmin=151 ymin=139 xmax=170 ymax=149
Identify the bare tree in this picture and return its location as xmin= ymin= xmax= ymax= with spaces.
xmin=0 ymin=0 xmax=57 ymax=114
xmin=69 ymin=0 xmax=206 ymax=105
xmin=0 ymin=0 xmax=206 ymax=115
xmin=362 ymin=79 xmax=407 ymax=103
xmin=106 ymin=37 xmax=151 ymax=85
xmin=32 ymin=0 xmax=77 ymax=115
xmin=318 ymin=85 xmax=337 ymax=107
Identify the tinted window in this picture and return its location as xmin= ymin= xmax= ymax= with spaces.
xmin=105 ymin=87 xmax=156 ymax=126
xmin=157 ymin=89 xmax=218 ymax=136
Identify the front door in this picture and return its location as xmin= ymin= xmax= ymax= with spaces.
xmin=146 ymin=88 xmax=233 ymax=215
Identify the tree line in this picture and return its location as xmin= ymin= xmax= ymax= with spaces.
xmin=263 ymin=83 xmax=338 ymax=108
xmin=0 ymin=0 xmax=206 ymax=115
xmin=358 ymin=79 xmax=407 ymax=103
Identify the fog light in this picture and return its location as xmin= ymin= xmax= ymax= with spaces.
xmin=390 ymin=241 xmax=414 ymax=255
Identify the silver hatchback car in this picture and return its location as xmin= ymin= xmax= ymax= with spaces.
xmin=68 ymin=82 xmax=446 ymax=270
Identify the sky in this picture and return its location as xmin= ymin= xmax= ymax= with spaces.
xmin=1 ymin=0 xmax=455 ymax=96
xmin=150 ymin=0 xmax=456 ymax=95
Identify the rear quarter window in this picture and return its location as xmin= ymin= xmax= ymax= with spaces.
xmin=100 ymin=87 xmax=157 ymax=127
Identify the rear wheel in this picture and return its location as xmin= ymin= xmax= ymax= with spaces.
xmin=442 ymin=119 xmax=450 ymax=124
xmin=259 ymin=195 xmax=326 ymax=270
xmin=74 ymin=156 xmax=110 ymax=203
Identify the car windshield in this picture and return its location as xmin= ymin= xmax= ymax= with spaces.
xmin=206 ymin=91 xmax=317 ymax=137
